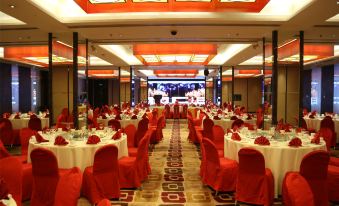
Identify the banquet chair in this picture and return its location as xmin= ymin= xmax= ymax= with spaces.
xmin=19 ymin=128 xmax=36 ymax=163
xmin=108 ymin=119 xmax=121 ymax=131
xmin=134 ymin=118 xmax=149 ymax=147
xmin=0 ymin=156 xmax=22 ymax=206
xmin=118 ymin=134 xmax=151 ymax=189
xmin=327 ymin=164 xmax=339 ymax=202
xmin=0 ymin=118 xmax=15 ymax=146
xmin=299 ymin=150 xmax=330 ymax=206
xmin=54 ymin=167 xmax=82 ymax=206
xmin=150 ymin=116 xmax=164 ymax=144
xmin=164 ymin=104 xmax=172 ymax=119
xmin=173 ymin=104 xmax=180 ymax=119
xmin=318 ymin=128 xmax=333 ymax=151
xmin=125 ymin=124 xmax=138 ymax=156
xmin=301 ymin=118 xmax=316 ymax=133
xmin=201 ymin=138 xmax=238 ymax=193
xmin=320 ymin=116 xmax=337 ymax=148
xmin=181 ymin=104 xmax=188 ymax=119
xmin=256 ymin=108 xmax=264 ymax=129
xmin=0 ymin=140 xmax=11 ymax=159
xmin=231 ymin=119 xmax=244 ymax=129
xmin=30 ymin=148 xmax=82 ymax=206
xmin=212 ymin=125 xmax=225 ymax=151
xmin=329 ymin=157 xmax=339 ymax=167
xmin=236 ymin=148 xmax=274 ymax=206
xmin=28 ymin=118 xmax=42 ymax=131
xmin=82 ymin=145 xmax=120 ymax=204
xmin=202 ymin=118 xmax=214 ymax=141
xmin=282 ymin=172 xmax=315 ymax=206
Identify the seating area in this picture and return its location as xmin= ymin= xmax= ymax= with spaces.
xmin=1 ymin=1 xmax=339 ymax=205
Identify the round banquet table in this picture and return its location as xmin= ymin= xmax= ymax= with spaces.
xmin=97 ymin=118 xmax=140 ymax=128
xmin=27 ymin=131 xmax=128 ymax=171
xmin=224 ymin=133 xmax=326 ymax=197
xmin=213 ymin=119 xmax=256 ymax=130
xmin=9 ymin=117 xmax=49 ymax=130
xmin=304 ymin=117 xmax=339 ymax=143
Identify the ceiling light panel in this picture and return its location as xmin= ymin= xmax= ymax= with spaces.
xmin=208 ymin=44 xmax=251 ymax=65
xmin=141 ymin=55 xmax=159 ymax=62
xmin=100 ymin=45 xmax=143 ymax=65
xmin=220 ymin=0 xmax=255 ymax=2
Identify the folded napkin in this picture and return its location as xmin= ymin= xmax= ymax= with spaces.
xmin=0 ymin=178 xmax=9 ymax=200
xmin=45 ymin=113 xmax=49 ymax=118
xmin=226 ymin=128 xmax=233 ymax=135
xmin=213 ymin=116 xmax=221 ymax=120
xmin=2 ymin=113 xmax=10 ymax=119
xmin=133 ymin=110 xmax=139 ymax=115
xmin=112 ymin=130 xmax=122 ymax=140
xmin=285 ymin=127 xmax=291 ymax=132
xmin=101 ymin=114 xmax=107 ymax=119
xmin=289 ymin=137 xmax=302 ymax=147
xmin=87 ymin=135 xmax=101 ymax=144
xmin=311 ymin=133 xmax=320 ymax=144
xmin=231 ymin=133 xmax=241 ymax=141
xmin=246 ymin=115 xmax=252 ymax=120
xmin=309 ymin=115 xmax=315 ymax=119
xmin=54 ymin=136 xmax=68 ymax=146
xmin=296 ymin=128 xmax=303 ymax=133
xmin=131 ymin=115 xmax=138 ymax=119
xmin=230 ymin=116 xmax=238 ymax=120
xmin=30 ymin=114 xmax=38 ymax=119
xmin=14 ymin=114 xmax=20 ymax=119
xmin=217 ymin=109 xmax=223 ymax=114
xmin=254 ymin=136 xmax=270 ymax=146
xmin=35 ymin=133 xmax=49 ymax=143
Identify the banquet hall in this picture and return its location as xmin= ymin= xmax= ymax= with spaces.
xmin=0 ymin=0 xmax=339 ymax=205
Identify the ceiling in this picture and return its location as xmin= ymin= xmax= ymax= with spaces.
xmin=0 ymin=0 xmax=338 ymax=78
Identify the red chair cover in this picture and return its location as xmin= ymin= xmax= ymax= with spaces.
xmin=329 ymin=157 xmax=339 ymax=167
xmin=20 ymin=128 xmax=36 ymax=159
xmin=150 ymin=116 xmax=164 ymax=144
xmin=212 ymin=125 xmax=224 ymax=150
xmin=54 ymin=167 xmax=82 ymax=206
xmin=21 ymin=163 xmax=33 ymax=202
xmin=28 ymin=118 xmax=42 ymax=131
xmin=97 ymin=199 xmax=111 ymax=206
xmin=231 ymin=119 xmax=244 ymax=129
xmin=164 ymin=104 xmax=172 ymax=119
xmin=327 ymin=165 xmax=339 ymax=202
xmin=318 ymin=128 xmax=333 ymax=151
xmin=125 ymin=124 xmax=137 ymax=148
xmin=256 ymin=108 xmax=263 ymax=128
xmin=30 ymin=148 xmax=60 ymax=206
xmin=0 ymin=157 xmax=22 ymax=206
xmin=236 ymin=148 xmax=274 ymax=206
xmin=173 ymin=104 xmax=180 ymax=119
xmin=282 ymin=172 xmax=314 ymax=206
xmin=82 ymin=145 xmax=120 ymax=204
xmin=320 ymin=116 xmax=337 ymax=147
xmin=202 ymin=118 xmax=214 ymax=141
xmin=134 ymin=118 xmax=149 ymax=147
xmin=118 ymin=134 xmax=150 ymax=188
xmin=0 ymin=140 xmax=10 ymax=159
xmin=201 ymin=138 xmax=238 ymax=192
xmin=108 ymin=119 xmax=121 ymax=131
xmin=0 ymin=118 xmax=14 ymax=145
xmin=300 ymin=150 xmax=330 ymax=206
xmin=181 ymin=104 xmax=188 ymax=119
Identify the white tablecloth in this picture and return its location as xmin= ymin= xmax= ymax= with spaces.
xmin=224 ymin=134 xmax=326 ymax=196
xmin=211 ymin=119 xmax=256 ymax=131
xmin=9 ymin=118 xmax=49 ymax=130
xmin=88 ymin=118 xmax=141 ymax=129
xmin=304 ymin=117 xmax=339 ymax=143
xmin=27 ymin=131 xmax=128 ymax=171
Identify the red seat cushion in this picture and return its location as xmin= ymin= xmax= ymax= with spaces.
xmin=128 ymin=147 xmax=138 ymax=157
xmin=328 ymin=165 xmax=339 ymax=202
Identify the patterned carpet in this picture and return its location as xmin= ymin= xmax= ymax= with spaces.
xmin=102 ymin=119 xmax=284 ymax=206
xmin=14 ymin=120 xmax=338 ymax=205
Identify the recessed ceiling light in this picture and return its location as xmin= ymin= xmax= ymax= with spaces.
xmin=9 ymin=5 xmax=15 ymax=8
